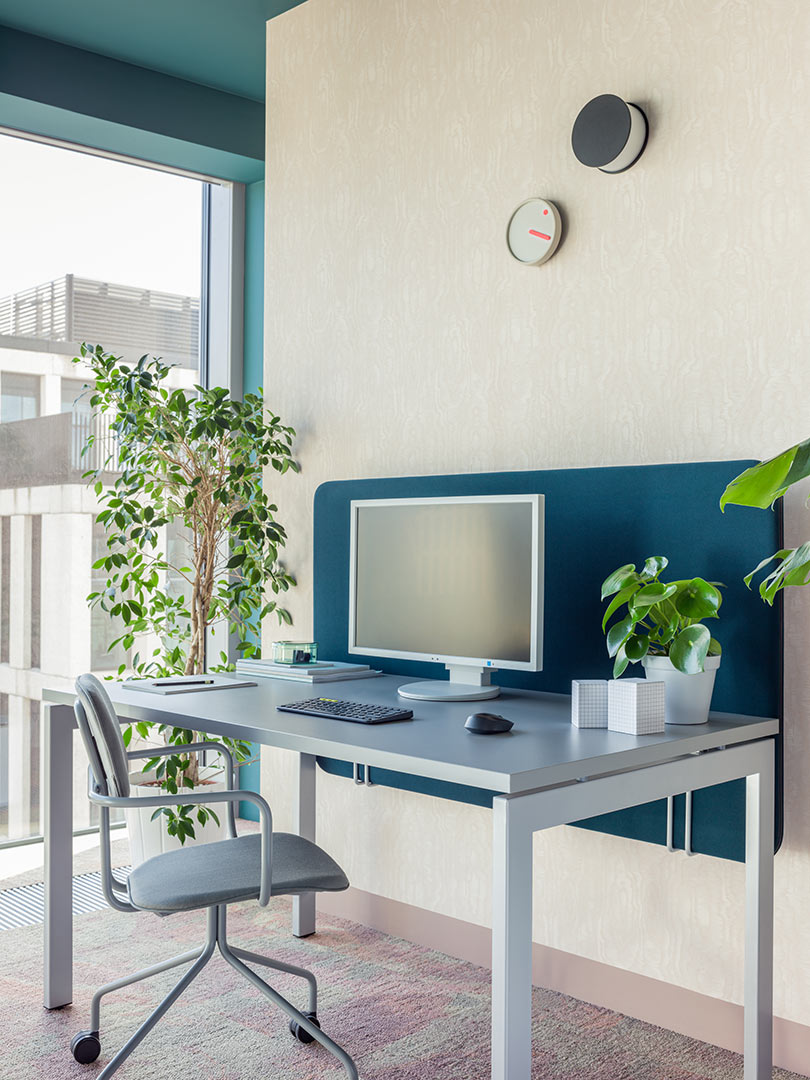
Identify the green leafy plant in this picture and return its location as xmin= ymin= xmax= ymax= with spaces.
xmin=77 ymin=344 xmax=299 ymax=842
xmin=720 ymin=438 xmax=810 ymax=603
xmin=601 ymin=556 xmax=723 ymax=678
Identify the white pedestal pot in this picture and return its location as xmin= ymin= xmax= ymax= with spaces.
xmin=125 ymin=765 xmax=228 ymax=866
xmin=642 ymin=654 xmax=721 ymax=726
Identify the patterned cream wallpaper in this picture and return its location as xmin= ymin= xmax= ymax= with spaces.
xmin=263 ymin=0 xmax=810 ymax=1024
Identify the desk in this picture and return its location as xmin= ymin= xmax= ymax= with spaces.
xmin=43 ymin=677 xmax=777 ymax=1080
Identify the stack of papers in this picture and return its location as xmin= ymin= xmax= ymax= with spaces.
xmin=124 ymin=674 xmax=257 ymax=695
xmin=235 ymin=659 xmax=382 ymax=683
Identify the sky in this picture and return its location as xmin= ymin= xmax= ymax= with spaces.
xmin=0 ymin=133 xmax=202 ymax=299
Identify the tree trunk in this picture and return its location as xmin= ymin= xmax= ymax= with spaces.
xmin=176 ymin=566 xmax=205 ymax=785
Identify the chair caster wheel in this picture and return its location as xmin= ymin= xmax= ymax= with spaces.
xmin=289 ymin=1011 xmax=320 ymax=1044
xmin=71 ymin=1030 xmax=101 ymax=1064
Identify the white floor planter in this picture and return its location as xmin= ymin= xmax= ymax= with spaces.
xmin=125 ymin=765 xmax=228 ymax=867
xmin=642 ymin=654 xmax=721 ymax=726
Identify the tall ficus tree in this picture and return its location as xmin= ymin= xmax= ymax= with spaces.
xmin=76 ymin=344 xmax=299 ymax=842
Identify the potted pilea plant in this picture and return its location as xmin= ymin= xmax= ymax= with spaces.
xmin=720 ymin=437 xmax=810 ymax=601
xmin=77 ymin=345 xmax=299 ymax=857
xmin=601 ymin=556 xmax=724 ymax=725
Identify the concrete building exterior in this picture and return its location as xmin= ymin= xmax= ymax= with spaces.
xmin=0 ymin=275 xmax=199 ymax=840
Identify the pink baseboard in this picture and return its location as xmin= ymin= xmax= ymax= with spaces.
xmin=318 ymin=887 xmax=810 ymax=1078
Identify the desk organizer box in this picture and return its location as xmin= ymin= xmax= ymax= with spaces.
xmin=571 ymin=679 xmax=608 ymax=728
xmin=607 ymin=679 xmax=666 ymax=735
xmin=312 ymin=462 xmax=783 ymax=861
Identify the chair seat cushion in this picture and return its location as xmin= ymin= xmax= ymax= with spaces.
xmin=127 ymin=832 xmax=349 ymax=913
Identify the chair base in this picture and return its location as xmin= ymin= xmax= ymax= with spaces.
xmin=73 ymin=904 xmax=359 ymax=1080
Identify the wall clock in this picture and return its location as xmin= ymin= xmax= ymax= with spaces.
xmin=506 ymin=198 xmax=562 ymax=265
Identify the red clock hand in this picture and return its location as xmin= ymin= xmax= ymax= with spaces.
xmin=529 ymin=229 xmax=551 ymax=241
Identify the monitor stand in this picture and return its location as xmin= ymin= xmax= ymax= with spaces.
xmin=398 ymin=665 xmax=500 ymax=702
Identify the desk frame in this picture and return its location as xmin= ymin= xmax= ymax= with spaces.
xmin=489 ymin=738 xmax=773 ymax=1080
xmin=42 ymin=701 xmax=774 ymax=1080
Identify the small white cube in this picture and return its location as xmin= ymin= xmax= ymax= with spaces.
xmin=608 ymin=679 xmax=666 ymax=735
xmin=571 ymin=680 xmax=608 ymax=728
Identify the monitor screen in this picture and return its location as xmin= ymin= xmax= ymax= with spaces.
xmin=348 ymin=495 xmax=543 ymax=670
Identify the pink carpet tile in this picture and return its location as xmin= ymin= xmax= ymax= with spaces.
xmin=0 ymin=896 xmax=803 ymax=1080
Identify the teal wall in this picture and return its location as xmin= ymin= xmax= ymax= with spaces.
xmin=239 ymin=179 xmax=266 ymax=817
xmin=243 ymin=181 xmax=266 ymax=393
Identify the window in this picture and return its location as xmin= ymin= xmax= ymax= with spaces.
xmin=28 ymin=699 xmax=40 ymax=837
xmin=90 ymin=516 xmax=129 ymax=672
xmin=1 ymin=372 xmax=39 ymax=422
xmin=0 ymin=694 xmax=7 ymax=838
xmin=60 ymin=378 xmax=92 ymax=415
xmin=0 ymin=518 xmax=8 ymax=664
xmin=30 ymin=516 xmax=41 ymax=671
xmin=0 ymin=131 xmax=246 ymax=848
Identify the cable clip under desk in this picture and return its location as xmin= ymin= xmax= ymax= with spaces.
xmin=666 ymin=793 xmax=696 ymax=855
xmin=684 ymin=791 xmax=695 ymax=856
xmin=353 ymin=763 xmax=374 ymax=787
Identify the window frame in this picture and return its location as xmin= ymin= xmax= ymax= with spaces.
xmin=0 ymin=131 xmax=248 ymax=850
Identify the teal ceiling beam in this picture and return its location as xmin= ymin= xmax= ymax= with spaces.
xmin=0 ymin=27 xmax=264 ymax=182
xmin=0 ymin=0 xmax=304 ymax=101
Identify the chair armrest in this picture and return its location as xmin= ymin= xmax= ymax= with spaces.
xmin=89 ymin=785 xmax=274 ymax=906
xmin=127 ymin=740 xmax=237 ymax=836
xmin=128 ymin=741 xmax=236 ymax=786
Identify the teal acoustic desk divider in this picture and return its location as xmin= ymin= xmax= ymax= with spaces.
xmin=313 ymin=462 xmax=783 ymax=860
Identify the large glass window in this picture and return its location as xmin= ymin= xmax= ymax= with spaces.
xmin=0 ymin=132 xmax=206 ymax=846
xmin=0 ymin=518 xmax=8 ymax=665
xmin=90 ymin=516 xmax=130 ymax=672
xmin=0 ymin=694 xmax=8 ymax=838
xmin=1 ymin=372 xmax=40 ymax=422
xmin=60 ymin=378 xmax=92 ymax=415
xmin=30 ymin=515 xmax=41 ymax=671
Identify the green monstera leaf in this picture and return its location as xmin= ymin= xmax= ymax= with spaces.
xmin=721 ymin=438 xmax=810 ymax=604
xmin=744 ymin=543 xmax=810 ymax=605
xmin=720 ymin=438 xmax=810 ymax=511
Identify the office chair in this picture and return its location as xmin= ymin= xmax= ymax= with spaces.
xmin=70 ymin=673 xmax=359 ymax=1079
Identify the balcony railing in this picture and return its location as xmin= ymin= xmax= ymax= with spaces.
xmin=0 ymin=277 xmax=69 ymax=340
xmin=0 ymin=412 xmax=121 ymax=490
xmin=0 ymin=275 xmax=199 ymax=369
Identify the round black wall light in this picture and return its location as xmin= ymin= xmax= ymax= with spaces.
xmin=571 ymin=94 xmax=648 ymax=173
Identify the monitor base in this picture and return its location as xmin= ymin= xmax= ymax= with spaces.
xmin=398 ymin=680 xmax=500 ymax=702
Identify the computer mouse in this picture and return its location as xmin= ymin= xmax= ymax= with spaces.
xmin=465 ymin=712 xmax=514 ymax=735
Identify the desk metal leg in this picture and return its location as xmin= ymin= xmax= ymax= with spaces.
xmin=491 ymin=794 xmax=533 ymax=1080
xmin=744 ymin=742 xmax=774 ymax=1080
xmin=488 ymin=740 xmax=775 ymax=1080
xmin=43 ymin=703 xmax=75 ymax=1009
xmin=293 ymin=752 xmax=317 ymax=938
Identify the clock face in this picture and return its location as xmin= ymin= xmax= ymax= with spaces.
xmin=506 ymin=198 xmax=562 ymax=265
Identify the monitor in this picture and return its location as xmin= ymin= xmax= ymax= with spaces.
xmin=348 ymin=494 xmax=544 ymax=701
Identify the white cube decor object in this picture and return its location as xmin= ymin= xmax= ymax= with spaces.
xmin=608 ymin=679 xmax=666 ymax=735
xmin=571 ymin=679 xmax=608 ymax=728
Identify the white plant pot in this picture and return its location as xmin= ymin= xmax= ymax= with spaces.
xmin=125 ymin=765 xmax=228 ymax=867
xmin=642 ymin=654 xmax=721 ymax=726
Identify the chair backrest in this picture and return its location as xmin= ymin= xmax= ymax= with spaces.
xmin=74 ymin=673 xmax=131 ymax=798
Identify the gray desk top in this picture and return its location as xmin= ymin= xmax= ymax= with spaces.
xmin=45 ymin=676 xmax=778 ymax=795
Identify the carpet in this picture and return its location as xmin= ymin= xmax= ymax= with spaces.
xmin=0 ymin=897 xmax=802 ymax=1080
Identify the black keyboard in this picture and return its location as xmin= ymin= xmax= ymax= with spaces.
xmin=277 ymin=697 xmax=414 ymax=724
